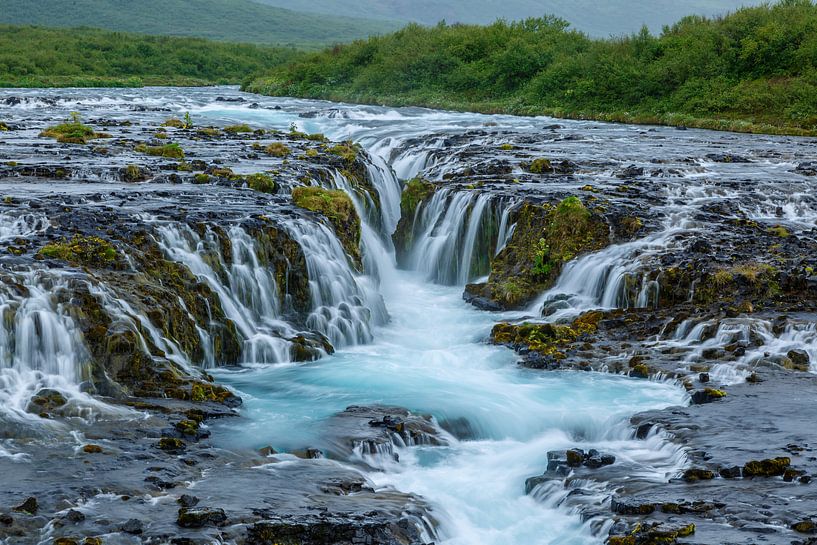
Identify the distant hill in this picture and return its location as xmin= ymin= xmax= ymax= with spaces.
xmin=253 ymin=0 xmax=764 ymax=36
xmin=0 ymin=0 xmax=399 ymax=47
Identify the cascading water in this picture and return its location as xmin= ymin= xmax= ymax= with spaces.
xmin=0 ymin=272 xmax=91 ymax=419
xmin=151 ymin=221 xmax=296 ymax=364
xmin=405 ymin=189 xmax=505 ymax=285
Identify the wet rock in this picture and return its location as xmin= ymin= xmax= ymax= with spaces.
xmin=120 ymin=518 xmax=143 ymax=534
xmin=64 ymin=510 xmax=85 ymax=523
xmin=245 ymin=515 xmax=427 ymax=545
xmin=706 ymin=153 xmax=751 ymax=163
xmin=719 ymin=466 xmax=742 ymax=479
xmin=690 ymin=388 xmax=726 ymax=404
xmin=742 ymin=457 xmax=790 ymax=477
xmin=12 ymin=497 xmax=38 ymax=514
xmin=682 ymin=468 xmax=715 ymax=482
xmin=610 ymin=497 xmax=656 ymax=515
xmin=176 ymin=507 xmax=227 ymax=528
xmin=788 ymin=349 xmax=811 ymax=371
xmin=177 ymin=494 xmax=199 ymax=508
xmin=0 ymin=513 xmax=13 ymax=525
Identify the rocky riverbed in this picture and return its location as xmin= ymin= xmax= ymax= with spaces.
xmin=0 ymin=87 xmax=815 ymax=545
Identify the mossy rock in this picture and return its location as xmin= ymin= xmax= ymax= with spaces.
xmin=40 ymin=114 xmax=110 ymax=144
xmin=223 ymin=124 xmax=253 ymax=134
xmin=469 ymin=198 xmax=609 ymax=309
xmin=37 ymin=235 xmax=119 ymax=268
xmin=743 ymin=457 xmax=791 ymax=477
xmin=135 ymin=142 xmax=185 ymax=159
xmin=490 ymin=312 xmax=601 ymax=360
xmin=291 ymin=186 xmax=361 ymax=268
xmin=524 ymin=158 xmax=553 ymax=174
xmin=246 ymin=173 xmax=276 ymax=194
xmin=265 ymin=142 xmax=291 ymax=157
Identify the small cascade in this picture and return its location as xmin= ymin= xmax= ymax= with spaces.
xmin=660 ymin=316 xmax=817 ymax=384
xmin=283 ymin=218 xmax=387 ymax=348
xmin=0 ymin=271 xmax=91 ymax=418
xmin=88 ymin=282 xmax=202 ymax=372
xmin=534 ymin=214 xmax=695 ymax=319
xmin=153 ymin=222 xmax=296 ymax=364
xmin=405 ymin=189 xmax=507 ymax=286
xmin=0 ymin=212 xmax=50 ymax=240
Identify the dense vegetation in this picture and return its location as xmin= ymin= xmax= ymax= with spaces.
xmin=256 ymin=0 xmax=761 ymax=37
xmin=246 ymin=0 xmax=817 ymax=135
xmin=0 ymin=0 xmax=397 ymax=47
xmin=0 ymin=26 xmax=296 ymax=87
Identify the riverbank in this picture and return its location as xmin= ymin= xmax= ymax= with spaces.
xmin=243 ymin=0 xmax=817 ymax=138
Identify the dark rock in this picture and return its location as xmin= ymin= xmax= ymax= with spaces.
xmin=120 ymin=518 xmax=144 ymax=534
xmin=788 ymin=349 xmax=811 ymax=371
xmin=12 ymin=497 xmax=38 ymax=514
xmin=682 ymin=468 xmax=715 ymax=482
xmin=719 ymin=466 xmax=742 ymax=479
xmin=64 ymin=509 xmax=86 ymax=523
xmin=177 ymin=507 xmax=227 ymax=528
xmin=177 ymin=494 xmax=200 ymax=508
xmin=690 ymin=388 xmax=726 ymax=404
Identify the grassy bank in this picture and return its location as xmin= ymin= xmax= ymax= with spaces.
xmin=0 ymin=26 xmax=297 ymax=88
xmin=244 ymin=0 xmax=817 ymax=136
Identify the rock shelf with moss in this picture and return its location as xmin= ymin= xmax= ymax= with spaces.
xmin=291 ymin=186 xmax=361 ymax=267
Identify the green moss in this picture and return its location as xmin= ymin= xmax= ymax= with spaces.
xmin=766 ymin=225 xmax=790 ymax=238
xmin=291 ymin=186 xmax=361 ymax=266
xmin=305 ymin=148 xmax=319 ymax=158
xmin=223 ymin=124 xmax=253 ymax=134
xmin=135 ymin=142 xmax=185 ymax=159
xmin=123 ymin=164 xmax=145 ymax=183
xmin=401 ymin=178 xmax=436 ymax=217
xmin=246 ymin=173 xmax=276 ymax=193
xmin=154 ymin=130 xmax=168 ymax=139
xmin=0 ymin=122 xmax=8 ymax=131
xmin=196 ymin=127 xmax=220 ymax=137
xmin=743 ymin=457 xmax=791 ymax=477
xmin=39 ymin=113 xmax=109 ymax=144
xmin=38 ymin=235 xmax=118 ymax=267
xmin=499 ymin=143 xmax=515 ymax=151
xmin=193 ymin=173 xmax=210 ymax=184
xmin=472 ymin=198 xmax=609 ymax=309
xmin=162 ymin=117 xmax=185 ymax=128
xmin=265 ymin=142 xmax=291 ymax=157
xmin=177 ymin=161 xmax=193 ymax=172
xmin=326 ymin=142 xmax=360 ymax=163
xmin=703 ymin=387 xmax=726 ymax=398
xmin=525 ymin=158 xmax=553 ymax=174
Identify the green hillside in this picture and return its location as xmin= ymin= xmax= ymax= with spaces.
xmin=253 ymin=0 xmax=763 ymax=37
xmin=0 ymin=26 xmax=295 ymax=87
xmin=0 ymin=0 xmax=399 ymax=47
xmin=245 ymin=0 xmax=817 ymax=135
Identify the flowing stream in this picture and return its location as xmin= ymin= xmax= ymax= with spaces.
xmin=194 ymin=92 xmax=688 ymax=544
xmin=4 ymin=87 xmax=816 ymax=544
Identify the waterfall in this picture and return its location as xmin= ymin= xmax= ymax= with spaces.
xmin=533 ymin=213 xmax=696 ymax=318
xmin=283 ymin=218 xmax=387 ymax=348
xmin=406 ymin=190 xmax=501 ymax=286
xmin=152 ymin=222 xmax=296 ymax=364
xmin=0 ymin=271 xmax=91 ymax=417
xmin=659 ymin=316 xmax=817 ymax=384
